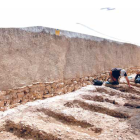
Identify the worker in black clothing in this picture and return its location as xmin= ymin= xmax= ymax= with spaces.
xmin=134 ymin=70 xmax=140 ymax=83
xmin=109 ymin=68 xmax=130 ymax=87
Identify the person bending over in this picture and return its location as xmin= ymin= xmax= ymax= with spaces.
xmin=109 ymin=68 xmax=130 ymax=87
xmin=134 ymin=70 xmax=140 ymax=83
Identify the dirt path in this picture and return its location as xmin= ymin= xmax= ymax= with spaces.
xmin=0 ymin=82 xmax=140 ymax=140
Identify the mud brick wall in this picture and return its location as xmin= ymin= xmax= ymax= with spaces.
xmin=0 ymin=27 xmax=140 ymax=91
xmin=0 ymin=67 xmax=139 ymax=111
xmin=0 ymin=27 xmax=140 ymax=111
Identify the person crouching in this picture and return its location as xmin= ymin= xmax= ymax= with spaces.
xmin=109 ymin=68 xmax=130 ymax=87
xmin=134 ymin=70 xmax=140 ymax=84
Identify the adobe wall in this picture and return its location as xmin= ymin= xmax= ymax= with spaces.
xmin=0 ymin=27 xmax=140 ymax=91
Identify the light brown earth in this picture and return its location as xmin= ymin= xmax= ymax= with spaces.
xmin=0 ymin=79 xmax=140 ymax=140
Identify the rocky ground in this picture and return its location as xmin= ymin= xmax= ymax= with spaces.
xmin=0 ymin=76 xmax=140 ymax=140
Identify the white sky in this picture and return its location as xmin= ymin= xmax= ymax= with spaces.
xmin=0 ymin=0 xmax=140 ymax=46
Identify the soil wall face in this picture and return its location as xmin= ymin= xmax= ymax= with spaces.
xmin=0 ymin=27 xmax=140 ymax=90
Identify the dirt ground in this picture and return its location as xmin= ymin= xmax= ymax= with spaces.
xmin=0 ymin=77 xmax=140 ymax=140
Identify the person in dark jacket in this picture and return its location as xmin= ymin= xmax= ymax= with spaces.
xmin=109 ymin=68 xmax=130 ymax=87
xmin=134 ymin=70 xmax=140 ymax=83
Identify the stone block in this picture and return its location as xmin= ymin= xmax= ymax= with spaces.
xmin=89 ymin=77 xmax=93 ymax=81
xmin=84 ymin=77 xmax=89 ymax=81
xmin=22 ymin=98 xmax=29 ymax=104
xmin=0 ymin=101 xmax=4 ymax=107
xmin=63 ymin=86 xmax=68 ymax=94
xmin=6 ymin=89 xmax=12 ymax=94
xmin=75 ymin=78 xmax=80 ymax=82
xmin=17 ymin=86 xmax=29 ymax=93
xmin=78 ymin=82 xmax=82 ymax=87
xmin=74 ymin=84 xmax=80 ymax=90
xmin=25 ymin=93 xmax=33 ymax=100
xmin=11 ymin=92 xmax=17 ymax=99
xmin=80 ymin=78 xmax=84 ymax=82
xmin=7 ymin=89 xmax=17 ymax=95
xmin=73 ymin=81 xmax=77 ymax=85
xmin=30 ymin=84 xmax=45 ymax=95
xmin=70 ymin=84 xmax=75 ymax=91
xmin=5 ymin=95 xmax=11 ymax=100
xmin=46 ymin=85 xmax=52 ymax=93
xmin=43 ymin=94 xmax=52 ymax=98
xmin=51 ymin=88 xmax=54 ymax=94
xmin=43 ymin=89 xmax=49 ymax=95
xmin=56 ymin=83 xmax=64 ymax=89
xmin=67 ymin=87 xmax=72 ymax=92
xmin=82 ymin=82 xmax=87 ymax=87
xmin=55 ymin=88 xmax=64 ymax=94
xmin=0 ymin=95 xmax=5 ymax=100
xmin=51 ymin=82 xmax=57 ymax=89
xmin=0 ymin=91 xmax=6 ymax=97
xmin=65 ymin=79 xmax=72 ymax=85
xmin=17 ymin=92 xmax=25 ymax=98
xmin=33 ymin=92 xmax=44 ymax=99
xmin=11 ymin=98 xmax=22 ymax=104
xmin=88 ymin=81 xmax=92 ymax=85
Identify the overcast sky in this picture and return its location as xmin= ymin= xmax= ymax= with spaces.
xmin=0 ymin=0 xmax=140 ymax=46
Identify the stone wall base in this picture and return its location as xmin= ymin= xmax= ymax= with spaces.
xmin=0 ymin=67 xmax=139 ymax=111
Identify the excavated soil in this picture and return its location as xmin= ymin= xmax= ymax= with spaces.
xmin=0 ymin=80 xmax=140 ymax=140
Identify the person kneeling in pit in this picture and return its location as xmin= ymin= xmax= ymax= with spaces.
xmin=108 ymin=68 xmax=131 ymax=87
